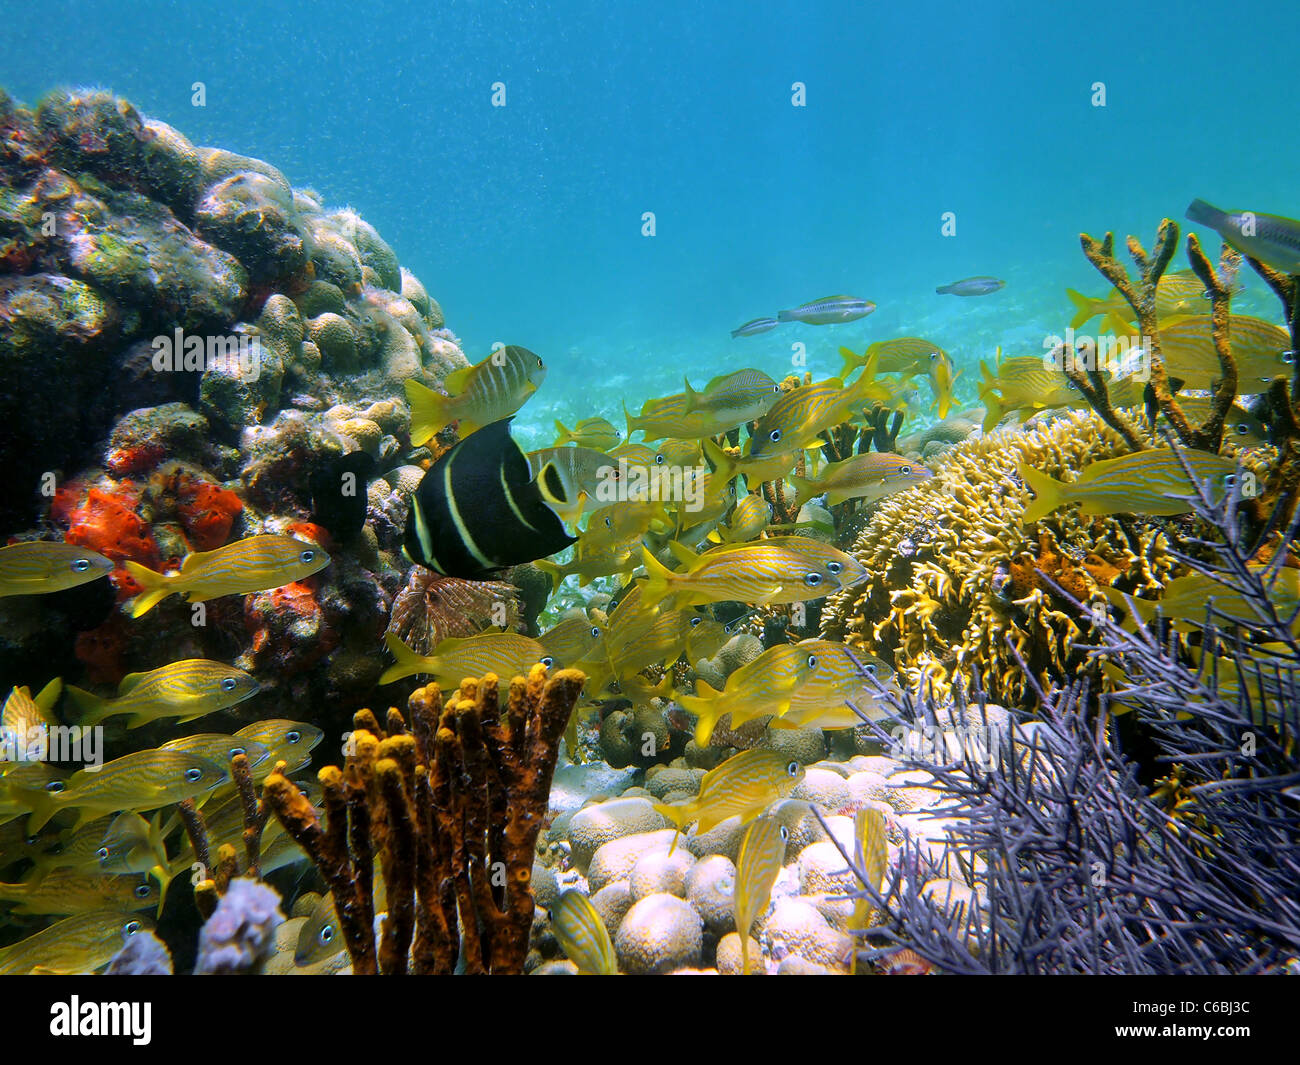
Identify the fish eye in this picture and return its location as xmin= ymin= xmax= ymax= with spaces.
xmin=806 ymin=654 xmax=818 ymax=668
xmin=70 ymin=557 xmax=91 ymax=573
xmin=589 ymin=626 xmax=601 ymax=638
xmin=864 ymin=663 xmax=876 ymax=674
xmin=604 ymin=517 xmax=612 ymax=528
xmin=900 ymin=465 xmax=912 ymax=475
xmin=1224 ymin=474 xmax=1238 ymax=488
xmin=124 ymin=921 xmax=141 ymax=935
xmin=1236 ymin=423 xmax=1249 ymax=435
xmin=690 ymin=617 xmax=702 ymax=627
xmin=779 ymin=826 xmax=790 ymax=842
xmin=96 ymin=846 xmax=110 ymax=861
xmin=45 ymin=781 xmax=64 ymax=793
xmin=1284 ymin=350 xmax=1297 ymax=364
xmin=769 ymin=429 xmax=782 ymax=442
xmin=287 ymin=730 xmax=302 ymax=744
xmin=803 ymin=572 xmax=822 ymax=586
xmin=928 ymin=352 xmax=938 ymax=361
xmin=536 ymin=357 xmax=544 ymax=367
xmin=230 ymin=746 xmax=246 ymax=757
xmin=320 ymin=925 xmax=335 ymax=944
xmin=300 ymin=549 xmax=316 ymax=563
xmin=827 ymin=561 xmax=842 ymax=574
xmin=655 ymin=454 xmax=665 ymax=465
xmin=134 ymin=884 xmax=153 ymax=898
xmin=541 ymin=656 xmax=554 ymax=667
xmin=772 ymin=385 xmax=780 ymax=393
xmin=185 ymin=767 xmax=203 ymax=782
xmin=786 ymin=760 xmax=800 ymax=776
xmin=220 ymin=677 xmax=238 ymax=693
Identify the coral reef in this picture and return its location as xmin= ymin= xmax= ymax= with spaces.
xmin=820 ymin=410 xmax=1179 ymax=704
xmin=828 ymin=463 xmax=1300 ymax=974
xmin=0 ymin=86 xmax=474 ymax=725
xmin=264 ymin=665 xmax=584 ymax=974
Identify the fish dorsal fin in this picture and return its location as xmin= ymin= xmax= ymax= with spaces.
xmin=34 ymin=678 xmax=62 ymax=714
xmin=179 ymin=548 xmax=216 ymax=574
xmin=667 ymin=540 xmax=702 ymax=569
xmin=117 ymin=671 xmax=147 ymax=694
xmin=443 ymin=365 xmax=473 ymax=395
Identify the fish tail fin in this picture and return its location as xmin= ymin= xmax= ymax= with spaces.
xmin=534 ymin=558 xmax=564 ymax=597
xmin=380 ymin=631 xmax=434 ymax=686
xmin=1065 ymin=288 xmax=1100 ymax=329
xmin=1018 ymin=462 xmax=1065 ymax=524
xmin=651 ymin=801 xmax=695 ymax=850
xmin=1185 ymin=198 xmax=1222 ymax=228
xmin=32 ymin=678 xmax=62 ymax=723
xmin=679 ymin=682 xmax=723 ymax=746
xmin=639 ymin=546 xmax=677 ymax=610
xmin=553 ymin=419 xmax=572 ymax=446
xmin=789 ymin=475 xmax=816 ymax=509
xmin=701 ymin=438 xmax=738 ymax=485
xmin=981 ymin=393 xmax=1004 ymax=433
xmin=683 ymin=376 xmax=701 ymax=412
xmin=64 ymin=684 xmax=111 ymax=726
xmin=622 ymin=401 xmax=639 ymax=440
xmin=838 ymin=346 xmax=862 ymax=378
xmin=123 ymin=561 xmax=173 ymax=618
xmin=404 ymin=379 xmax=451 ymax=446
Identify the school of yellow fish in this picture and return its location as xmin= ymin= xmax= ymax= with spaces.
xmin=2 ymin=247 xmax=1294 ymax=973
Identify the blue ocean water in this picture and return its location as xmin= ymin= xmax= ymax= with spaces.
xmin=5 ymin=0 xmax=1297 ymax=446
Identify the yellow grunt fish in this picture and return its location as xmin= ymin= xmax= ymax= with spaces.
xmin=124 ymin=534 xmax=330 ymax=617
xmin=0 ymin=867 xmax=159 ymax=915
xmin=679 ymin=642 xmax=820 ymax=746
xmin=549 ymin=889 xmax=618 ymax=975
xmin=653 ymin=749 xmax=805 ymax=843
xmin=30 ymin=749 xmax=230 ymax=833
xmin=380 ymin=630 xmax=550 ymax=687
xmin=577 ymin=500 xmax=673 ymax=557
xmin=538 ymin=616 xmax=605 ymax=669
xmin=158 ymin=733 xmax=271 ymax=772
xmin=769 ymin=640 xmax=898 ymax=730
xmin=1 ymin=678 xmax=61 ymax=735
xmin=1020 ymin=448 xmax=1238 ymax=523
xmin=1156 ymin=315 xmax=1293 ymax=394
xmin=639 ymin=536 xmax=866 ymax=610
xmin=0 ymin=541 xmax=114 ymax=598
xmin=554 ymin=416 xmax=621 ymax=451
xmin=1103 ymin=567 xmax=1300 ymax=636
xmin=535 ymin=541 xmax=640 ymax=595
xmin=848 ymin=806 xmax=888 ymax=970
xmin=233 ymin=720 xmax=324 ymax=778
xmin=682 ymin=368 xmax=782 ymax=423
xmin=734 ymin=816 xmax=788 ymax=975
xmin=625 ymin=393 xmax=731 ymax=441
xmin=405 ymin=345 xmax=547 ymax=444
xmin=0 ymin=910 xmax=153 ymax=975
xmin=701 ymin=438 xmax=798 ymax=492
xmin=1066 ymin=270 xmax=1215 ymax=329
xmin=749 ymin=367 xmax=882 ymax=459
xmin=790 ymin=452 xmax=932 ymax=508
xmin=66 ymin=659 xmax=260 ymax=728
xmin=707 ymin=492 xmax=771 ymax=544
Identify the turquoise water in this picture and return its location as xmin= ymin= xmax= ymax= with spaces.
xmin=5 ymin=0 xmax=1296 ymax=445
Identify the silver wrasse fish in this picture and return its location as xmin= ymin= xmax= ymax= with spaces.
xmin=777 ymin=295 xmax=875 ymax=325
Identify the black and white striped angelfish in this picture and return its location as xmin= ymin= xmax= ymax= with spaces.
xmin=403 ymin=418 xmax=576 ymax=579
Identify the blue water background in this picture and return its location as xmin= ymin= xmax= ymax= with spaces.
xmin=4 ymin=0 xmax=1297 ymax=446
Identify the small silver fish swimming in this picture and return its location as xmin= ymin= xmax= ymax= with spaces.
xmin=731 ymin=317 xmax=781 ymax=338
xmin=936 ymin=276 xmax=1004 ymax=296
xmin=777 ymin=295 xmax=876 ymax=326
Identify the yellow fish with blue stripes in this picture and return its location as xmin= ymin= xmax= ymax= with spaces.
xmin=124 ymin=534 xmax=329 ymax=617
xmin=550 ymin=889 xmax=618 ymax=974
xmin=0 ymin=541 xmax=114 ymax=597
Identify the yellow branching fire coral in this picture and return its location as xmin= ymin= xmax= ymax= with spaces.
xmin=819 ymin=410 xmax=1190 ymax=704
